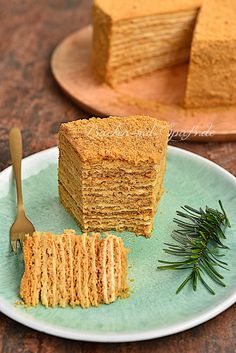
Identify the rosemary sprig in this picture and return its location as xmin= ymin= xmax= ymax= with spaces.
xmin=157 ymin=201 xmax=231 ymax=295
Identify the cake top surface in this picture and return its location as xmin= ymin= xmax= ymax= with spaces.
xmin=60 ymin=116 xmax=169 ymax=164
xmin=193 ymin=0 xmax=236 ymax=41
xmin=94 ymin=0 xmax=201 ymax=20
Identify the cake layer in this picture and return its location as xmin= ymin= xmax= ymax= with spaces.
xmin=103 ymin=13 xmax=197 ymax=61
xmin=59 ymin=181 xmax=156 ymax=211
xmin=59 ymin=163 xmax=164 ymax=210
xmin=185 ymin=0 xmax=236 ymax=107
xmin=108 ymin=41 xmax=190 ymax=67
xmin=59 ymin=154 xmax=159 ymax=186
xmin=113 ymin=10 xmax=198 ymax=34
xmin=60 ymin=155 xmax=158 ymax=182
xmin=60 ymin=188 xmax=163 ymax=237
xmin=59 ymin=181 xmax=156 ymax=218
xmin=20 ymin=231 xmax=128 ymax=308
xmin=103 ymin=14 xmax=196 ymax=64
xmin=59 ymin=157 xmax=164 ymax=193
xmin=103 ymin=48 xmax=190 ymax=85
xmin=59 ymin=154 xmax=165 ymax=214
xmin=59 ymin=182 xmax=163 ymax=237
xmin=59 ymin=164 xmax=156 ymax=194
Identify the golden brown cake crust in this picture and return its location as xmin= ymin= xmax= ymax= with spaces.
xmin=59 ymin=116 xmax=169 ymax=164
xmin=94 ymin=0 xmax=201 ymax=21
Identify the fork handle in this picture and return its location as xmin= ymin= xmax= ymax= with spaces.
xmin=9 ymin=127 xmax=24 ymax=212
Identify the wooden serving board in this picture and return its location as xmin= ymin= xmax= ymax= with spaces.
xmin=51 ymin=26 xmax=236 ymax=142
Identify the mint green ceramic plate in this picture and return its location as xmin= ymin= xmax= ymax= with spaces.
xmin=0 ymin=146 xmax=235 ymax=342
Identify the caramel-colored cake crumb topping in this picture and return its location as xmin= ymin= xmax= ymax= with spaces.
xmin=20 ymin=230 xmax=128 ymax=308
xmin=59 ymin=115 xmax=169 ymax=164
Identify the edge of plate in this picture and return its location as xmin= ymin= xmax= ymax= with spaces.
xmin=0 ymin=145 xmax=235 ymax=343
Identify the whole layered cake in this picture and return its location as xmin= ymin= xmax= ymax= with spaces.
xmin=58 ymin=115 xmax=169 ymax=237
xmin=92 ymin=0 xmax=236 ymax=108
xmin=20 ymin=230 xmax=128 ymax=308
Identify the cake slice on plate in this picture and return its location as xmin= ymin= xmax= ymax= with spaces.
xmin=92 ymin=0 xmax=201 ymax=85
xmin=58 ymin=115 xmax=169 ymax=238
xmin=185 ymin=0 xmax=236 ymax=107
xmin=20 ymin=230 xmax=128 ymax=308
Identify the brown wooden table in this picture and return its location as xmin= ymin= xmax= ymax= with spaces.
xmin=0 ymin=1 xmax=236 ymax=352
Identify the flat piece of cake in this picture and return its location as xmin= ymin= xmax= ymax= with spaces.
xmin=92 ymin=0 xmax=201 ymax=85
xmin=20 ymin=230 xmax=128 ymax=308
xmin=58 ymin=115 xmax=169 ymax=237
xmin=185 ymin=0 xmax=236 ymax=107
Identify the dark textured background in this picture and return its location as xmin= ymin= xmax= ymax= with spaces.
xmin=0 ymin=1 xmax=236 ymax=352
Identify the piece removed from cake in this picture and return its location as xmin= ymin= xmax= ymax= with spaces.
xmin=185 ymin=0 xmax=236 ymax=108
xmin=92 ymin=0 xmax=201 ymax=85
xmin=20 ymin=230 xmax=128 ymax=308
xmin=58 ymin=115 xmax=169 ymax=238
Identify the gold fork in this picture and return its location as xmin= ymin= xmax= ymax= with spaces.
xmin=9 ymin=127 xmax=35 ymax=253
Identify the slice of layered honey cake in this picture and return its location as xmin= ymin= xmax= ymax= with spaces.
xmin=58 ymin=116 xmax=169 ymax=238
xmin=20 ymin=230 xmax=128 ymax=308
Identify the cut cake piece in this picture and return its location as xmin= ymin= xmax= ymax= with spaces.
xmin=20 ymin=230 xmax=128 ymax=308
xmin=92 ymin=0 xmax=201 ymax=85
xmin=58 ymin=115 xmax=169 ymax=238
xmin=185 ymin=0 xmax=236 ymax=108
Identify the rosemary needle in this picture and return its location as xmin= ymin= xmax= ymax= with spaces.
xmin=157 ymin=201 xmax=231 ymax=295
